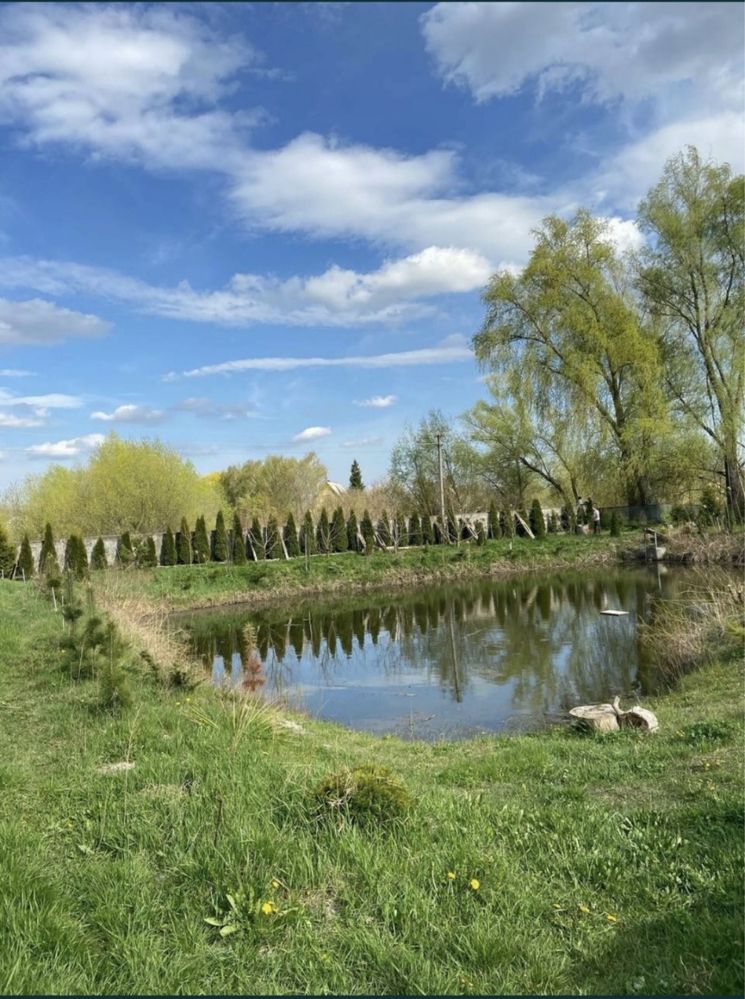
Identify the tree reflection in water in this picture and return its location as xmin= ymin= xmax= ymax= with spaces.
xmin=181 ymin=567 xmax=710 ymax=736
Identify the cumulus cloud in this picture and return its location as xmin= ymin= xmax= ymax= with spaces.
xmin=26 ymin=433 xmax=105 ymax=459
xmin=167 ymin=341 xmax=473 ymax=380
xmin=90 ymin=404 xmax=166 ymax=424
xmin=0 ymin=3 xmax=260 ymax=171
xmin=292 ymin=426 xmax=331 ymax=442
xmin=0 ymin=247 xmax=492 ymax=328
xmin=0 ymin=296 xmax=109 ymax=345
xmin=355 ymin=395 xmax=397 ymax=408
xmin=421 ymin=2 xmax=744 ymax=108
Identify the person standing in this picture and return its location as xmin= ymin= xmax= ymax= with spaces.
xmin=592 ymin=505 xmax=601 ymax=534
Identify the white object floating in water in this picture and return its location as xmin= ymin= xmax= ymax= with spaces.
xmin=600 ymin=609 xmax=629 ymax=616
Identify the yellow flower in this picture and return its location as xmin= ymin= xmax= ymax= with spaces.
xmin=606 ymin=914 xmax=618 ymax=922
xmin=579 ymin=904 xmax=590 ymax=914
xmin=447 ymin=871 xmax=456 ymax=880
xmin=260 ymin=901 xmax=277 ymax=916
xmin=271 ymin=878 xmax=281 ymax=889
xmin=469 ymin=879 xmax=480 ymax=891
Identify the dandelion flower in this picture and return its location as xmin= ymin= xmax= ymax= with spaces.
xmin=447 ymin=871 xmax=456 ymax=880
xmin=606 ymin=914 xmax=618 ymax=922
xmin=260 ymin=901 xmax=277 ymax=916
xmin=579 ymin=904 xmax=590 ymax=914
xmin=469 ymin=879 xmax=480 ymax=891
xmin=271 ymin=878 xmax=281 ymax=889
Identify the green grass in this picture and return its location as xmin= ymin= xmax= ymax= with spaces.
xmin=94 ymin=532 xmax=624 ymax=612
xmin=0 ymin=579 xmax=742 ymax=995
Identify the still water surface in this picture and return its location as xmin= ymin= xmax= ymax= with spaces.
xmin=180 ymin=567 xmax=695 ymax=740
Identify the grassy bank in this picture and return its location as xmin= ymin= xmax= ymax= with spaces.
xmin=94 ymin=533 xmax=624 ymax=613
xmin=0 ymin=579 xmax=742 ymax=995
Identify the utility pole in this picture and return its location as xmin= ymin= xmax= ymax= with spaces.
xmin=435 ymin=431 xmax=448 ymax=542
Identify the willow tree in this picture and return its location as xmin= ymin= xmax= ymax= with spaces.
xmin=474 ymin=211 xmax=664 ymax=507
xmin=638 ymin=147 xmax=745 ymax=520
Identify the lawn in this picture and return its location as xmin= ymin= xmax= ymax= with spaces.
xmin=0 ymin=578 xmax=742 ymax=995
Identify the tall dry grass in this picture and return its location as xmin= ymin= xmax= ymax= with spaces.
xmin=640 ymin=567 xmax=744 ymax=679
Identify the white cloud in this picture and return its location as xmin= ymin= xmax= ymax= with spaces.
xmin=90 ymin=404 xmax=165 ymax=424
xmin=0 ymin=296 xmax=109 ymax=345
xmin=588 ymin=111 xmax=745 ymax=211
xmin=0 ymin=246 xmax=492 ymax=328
xmin=0 ymin=410 xmax=45 ymax=428
xmin=167 ymin=342 xmax=473 ymax=380
xmin=0 ymin=4 xmax=259 ymax=171
xmin=356 ymin=395 xmax=397 ymax=408
xmin=421 ymin=2 xmax=744 ymax=108
xmin=0 ymin=368 xmax=34 ymax=377
xmin=230 ymin=133 xmax=549 ymax=260
xmin=292 ymin=426 xmax=331 ymax=442
xmin=0 ymin=389 xmax=82 ymax=409
xmin=26 ymin=433 xmax=105 ymax=459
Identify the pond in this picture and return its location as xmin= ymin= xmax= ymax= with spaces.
xmin=178 ymin=566 xmax=701 ymax=740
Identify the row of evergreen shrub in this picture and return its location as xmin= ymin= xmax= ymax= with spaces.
xmin=3 ymin=499 xmax=574 ymax=578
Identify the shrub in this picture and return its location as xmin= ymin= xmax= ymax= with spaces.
xmin=135 ymin=535 xmax=157 ymax=568
xmin=395 ymin=512 xmax=408 ymax=547
xmin=249 ymin=518 xmax=265 ymax=560
xmin=39 ymin=522 xmax=59 ymax=574
xmin=316 ymin=509 xmax=331 ymax=554
xmin=193 ymin=515 xmax=211 ymax=564
xmin=300 ymin=511 xmax=316 ymax=556
xmin=408 ymin=512 xmax=423 ymax=547
xmin=360 ymin=510 xmax=375 ymax=554
xmin=610 ymin=511 xmax=620 ymax=537
xmin=475 ymin=520 xmax=486 ymax=545
xmin=529 ymin=499 xmax=546 ymax=538
xmin=284 ymin=513 xmax=300 ymax=558
xmin=0 ymin=523 xmax=16 ymax=576
xmin=177 ymin=517 xmax=192 ymax=565
xmin=116 ymin=532 xmax=134 ymax=568
xmin=488 ymin=501 xmax=500 ymax=539
xmin=266 ymin=516 xmax=284 ymax=559
xmin=160 ymin=527 xmax=176 ymax=566
xmin=501 ymin=510 xmax=515 ymax=539
xmin=213 ymin=510 xmax=228 ymax=562
xmin=331 ymin=507 xmax=348 ymax=553
xmin=313 ymin=764 xmax=411 ymax=828
xmin=346 ymin=510 xmax=360 ymax=552
xmin=90 ymin=537 xmax=108 ymax=570
xmin=18 ymin=535 xmax=34 ymax=578
xmin=232 ymin=513 xmax=247 ymax=564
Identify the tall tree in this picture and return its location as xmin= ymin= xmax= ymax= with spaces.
xmin=177 ymin=517 xmax=192 ymax=565
xmin=284 ymin=513 xmax=300 ymax=558
xmin=529 ymin=498 xmax=546 ymax=538
xmin=349 ymin=459 xmax=364 ymax=491
xmin=213 ymin=510 xmax=228 ymax=562
xmin=474 ymin=212 xmax=665 ymax=506
xmin=18 ymin=534 xmax=34 ymax=578
xmin=331 ymin=507 xmax=348 ymax=553
xmin=638 ymin=147 xmax=745 ymax=520
xmin=160 ymin=527 xmax=176 ymax=566
xmin=232 ymin=513 xmax=247 ymax=564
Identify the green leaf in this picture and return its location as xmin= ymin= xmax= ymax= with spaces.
xmin=219 ymin=924 xmax=239 ymax=937
xmin=226 ymin=893 xmax=238 ymax=911
xmin=203 ymin=916 xmax=223 ymax=926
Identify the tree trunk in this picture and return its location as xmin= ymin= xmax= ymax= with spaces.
xmin=723 ymin=437 xmax=745 ymax=524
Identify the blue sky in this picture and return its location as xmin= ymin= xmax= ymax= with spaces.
xmin=0 ymin=1 xmax=742 ymax=490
